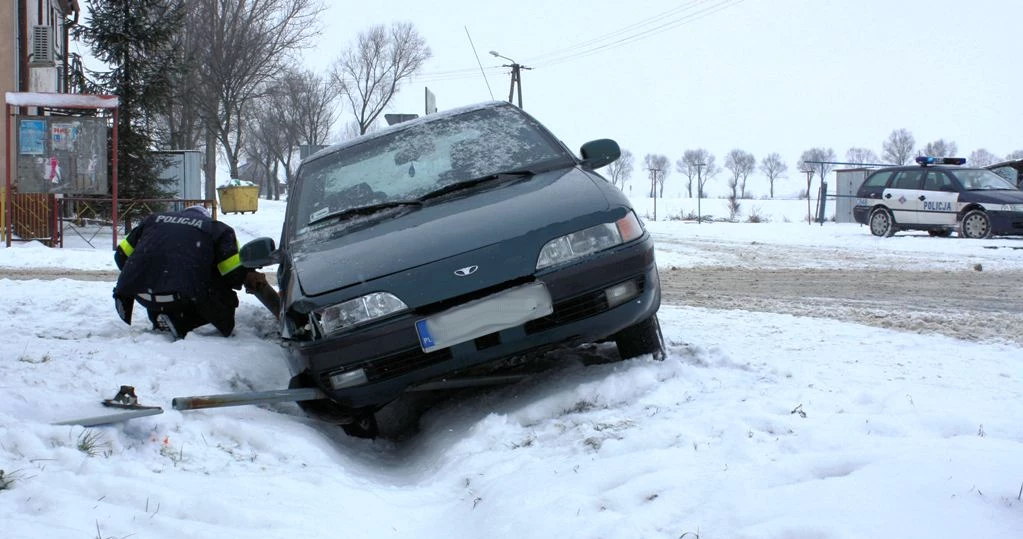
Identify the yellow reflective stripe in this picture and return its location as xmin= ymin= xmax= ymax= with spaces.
xmin=118 ymin=237 xmax=135 ymax=256
xmin=217 ymin=253 xmax=241 ymax=275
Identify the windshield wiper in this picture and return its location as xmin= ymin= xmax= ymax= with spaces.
xmin=307 ymin=200 xmax=422 ymax=226
xmin=417 ymin=170 xmax=535 ymax=202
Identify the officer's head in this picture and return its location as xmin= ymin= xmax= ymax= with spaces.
xmin=184 ymin=205 xmax=211 ymax=218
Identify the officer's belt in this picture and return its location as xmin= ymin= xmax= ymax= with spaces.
xmin=136 ymin=292 xmax=178 ymax=303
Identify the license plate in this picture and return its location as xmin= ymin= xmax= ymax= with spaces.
xmin=415 ymin=282 xmax=554 ymax=352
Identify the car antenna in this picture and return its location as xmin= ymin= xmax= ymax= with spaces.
xmin=465 ymin=26 xmax=495 ymax=101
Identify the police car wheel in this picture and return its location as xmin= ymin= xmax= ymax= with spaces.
xmin=959 ymin=210 xmax=991 ymax=239
xmin=869 ymin=208 xmax=896 ymax=237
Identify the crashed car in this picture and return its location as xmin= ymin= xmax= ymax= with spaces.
xmin=853 ymin=156 xmax=1023 ymax=238
xmin=241 ymin=101 xmax=662 ymax=437
xmin=986 ymin=159 xmax=1023 ymax=189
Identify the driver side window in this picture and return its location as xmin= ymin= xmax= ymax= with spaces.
xmin=923 ymin=171 xmax=955 ymax=192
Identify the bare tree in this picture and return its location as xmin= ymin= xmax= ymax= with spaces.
xmin=882 ymin=128 xmax=915 ymax=165
xmin=246 ymin=68 xmax=339 ymax=199
xmin=968 ymin=148 xmax=1000 ymax=167
xmin=332 ymin=22 xmax=431 ymax=135
xmin=177 ymin=0 xmax=323 ymax=198
xmin=798 ymin=147 xmax=837 ymax=181
xmin=643 ymin=154 xmax=671 ymax=197
xmin=603 ymin=148 xmax=634 ymax=191
xmin=758 ymin=152 xmax=787 ymax=199
xmin=1005 ymin=150 xmax=1023 ymax=160
xmin=677 ymin=148 xmax=714 ymax=198
xmin=845 ymin=147 xmax=880 ymax=165
xmin=724 ymin=149 xmax=756 ymax=199
xmin=921 ymin=139 xmax=958 ymax=158
xmin=798 ymin=147 xmax=836 ymax=222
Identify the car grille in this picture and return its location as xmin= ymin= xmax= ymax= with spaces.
xmin=321 ymin=346 xmax=453 ymax=387
xmin=524 ymin=275 xmax=646 ymax=334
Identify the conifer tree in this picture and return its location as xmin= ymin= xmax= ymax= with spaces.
xmin=73 ymin=0 xmax=185 ymax=223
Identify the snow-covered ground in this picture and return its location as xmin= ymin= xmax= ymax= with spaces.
xmin=1 ymin=197 xmax=1021 ymax=539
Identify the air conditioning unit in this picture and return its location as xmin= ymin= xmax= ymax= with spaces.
xmin=30 ymin=25 xmax=55 ymax=67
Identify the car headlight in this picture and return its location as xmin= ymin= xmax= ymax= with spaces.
xmin=536 ymin=212 xmax=644 ymax=270
xmin=999 ymin=204 xmax=1023 ymax=212
xmin=313 ymin=292 xmax=408 ymax=336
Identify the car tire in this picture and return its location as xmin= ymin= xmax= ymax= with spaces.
xmin=341 ymin=414 xmax=380 ymax=439
xmin=959 ymin=209 xmax=992 ymax=239
xmin=289 ymin=373 xmax=380 ymax=439
xmin=869 ymin=207 xmax=896 ymax=237
xmin=614 ymin=314 xmax=665 ymax=361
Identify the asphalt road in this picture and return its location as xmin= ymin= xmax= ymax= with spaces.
xmin=6 ymin=264 xmax=1022 ymax=345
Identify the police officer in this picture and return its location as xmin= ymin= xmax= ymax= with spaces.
xmin=112 ymin=205 xmax=272 ymax=339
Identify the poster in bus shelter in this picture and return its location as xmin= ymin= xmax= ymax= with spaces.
xmin=14 ymin=116 xmax=108 ymax=195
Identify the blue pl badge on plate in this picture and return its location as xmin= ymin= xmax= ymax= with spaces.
xmin=415 ymin=319 xmax=436 ymax=349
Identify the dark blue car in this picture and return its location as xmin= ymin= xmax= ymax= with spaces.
xmin=241 ymin=102 xmax=662 ymax=436
xmin=853 ymin=157 xmax=1023 ymax=238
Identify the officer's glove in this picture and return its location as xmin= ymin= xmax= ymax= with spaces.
xmin=243 ymin=270 xmax=269 ymax=294
xmin=113 ymin=289 xmax=133 ymax=325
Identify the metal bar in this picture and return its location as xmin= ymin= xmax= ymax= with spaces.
xmin=53 ymin=407 xmax=163 ymax=427
xmin=171 ymin=387 xmax=325 ymax=411
xmin=5 ymin=103 xmax=11 ymax=247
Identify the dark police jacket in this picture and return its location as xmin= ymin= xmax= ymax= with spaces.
xmin=114 ymin=208 xmax=246 ymax=303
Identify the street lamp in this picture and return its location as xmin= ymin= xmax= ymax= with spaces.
xmin=489 ymin=50 xmax=530 ymax=108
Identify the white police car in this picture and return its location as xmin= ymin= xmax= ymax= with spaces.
xmin=853 ymin=157 xmax=1023 ymax=238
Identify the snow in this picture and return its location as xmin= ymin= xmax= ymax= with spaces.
xmin=2 ymin=197 xmax=1021 ymax=539
xmin=4 ymin=91 xmax=119 ymax=109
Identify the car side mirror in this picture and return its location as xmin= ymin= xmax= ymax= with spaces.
xmin=579 ymin=138 xmax=621 ymax=170
xmin=240 ymin=237 xmax=279 ymax=268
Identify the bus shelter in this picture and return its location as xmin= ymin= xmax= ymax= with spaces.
xmin=4 ymin=92 xmax=119 ymax=248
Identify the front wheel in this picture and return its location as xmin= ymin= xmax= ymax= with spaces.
xmin=614 ymin=314 xmax=665 ymax=361
xmin=341 ymin=414 xmax=379 ymax=439
xmin=869 ymin=207 xmax=896 ymax=237
xmin=959 ymin=210 xmax=992 ymax=239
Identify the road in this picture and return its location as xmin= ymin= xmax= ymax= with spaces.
xmin=6 ymin=261 xmax=1022 ymax=345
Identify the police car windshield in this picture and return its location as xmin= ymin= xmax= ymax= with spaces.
xmin=953 ymin=169 xmax=1018 ymax=191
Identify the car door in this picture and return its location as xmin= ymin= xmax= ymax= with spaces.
xmin=917 ymin=170 xmax=959 ymax=227
xmin=882 ymin=169 xmax=925 ymax=224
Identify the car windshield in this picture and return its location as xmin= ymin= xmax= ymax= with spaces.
xmin=289 ymin=104 xmax=571 ymax=237
xmin=951 ymin=168 xmax=1018 ymax=190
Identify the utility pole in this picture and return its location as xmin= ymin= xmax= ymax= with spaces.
xmin=803 ymin=168 xmax=815 ymax=225
xmin=648 ymin=167 xmax=661 ymax=221
xmin=489 ymin=51 xmax=531 ymax=108
xmin=695 ymin=162 xmax=705 ymax=224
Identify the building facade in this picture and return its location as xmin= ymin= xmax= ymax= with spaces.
xmin=2 ymin=0 xmax=80 ymax=193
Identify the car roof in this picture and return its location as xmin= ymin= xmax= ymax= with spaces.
xmin=872 ymin=165 xmax=985 ymax=173
xmin=986 ymin=159 xmax=1023 ymax=170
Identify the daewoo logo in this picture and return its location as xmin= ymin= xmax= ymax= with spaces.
xmin=454 ymin=265 xmax=479 ymax=277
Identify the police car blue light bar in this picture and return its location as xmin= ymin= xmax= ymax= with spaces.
xmin=915 ymin=156 xmax=967 ymax=166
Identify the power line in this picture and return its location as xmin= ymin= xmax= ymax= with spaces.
xmin=405 ymin=0 xmax=745 ymax=83
xmin=525 ymin=0 xmax=706 ymax=63
xmin=532 ymin=0 xmax=746 ymax=68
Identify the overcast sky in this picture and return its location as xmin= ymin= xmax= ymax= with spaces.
xmin=304 ymin=0 xmax=1020 ymax=187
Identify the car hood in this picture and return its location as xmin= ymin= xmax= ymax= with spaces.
xmin=289 ymin=167 xmax=613 ymax=298
xmin=961 ymin=190 xmax=1023 ymax=204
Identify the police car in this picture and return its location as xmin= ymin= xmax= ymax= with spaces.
xmin=853 ymin=157 xmax=1023 ymax=238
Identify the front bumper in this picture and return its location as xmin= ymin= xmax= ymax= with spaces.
xmin=852 ymin=204 xmax=870 ymax=225
xmin=283 ymin=236 xmax=660 ymax=411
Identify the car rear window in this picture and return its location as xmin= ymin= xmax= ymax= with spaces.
xmin=863 ymin=171 xmax=893 ymax=188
